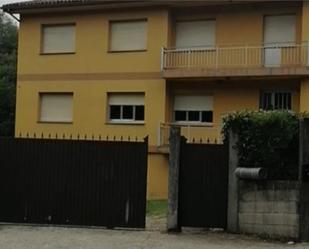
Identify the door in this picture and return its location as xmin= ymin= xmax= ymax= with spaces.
xmin=263 ymin=15 xmax=296 ymax=67
xmin=179 ymin=139 xmax=229 ymax=228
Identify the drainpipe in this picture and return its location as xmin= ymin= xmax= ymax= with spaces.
xmin=160 ymin=47 xmax=165 ymax=72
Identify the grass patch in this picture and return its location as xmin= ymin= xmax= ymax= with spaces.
xmin=146 ymin=200 xmax=167 ymax=218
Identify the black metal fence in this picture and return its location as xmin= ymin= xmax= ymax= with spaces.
xmin=0 ymin=137 xmax=148 ymax=228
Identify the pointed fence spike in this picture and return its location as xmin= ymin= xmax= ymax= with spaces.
xmin=63 ymin=134 xmax=65 ymax=139
xmin=55 ymin=133 xmax=58 ymax=139
xmin=113 ymin=136 xmax=116 ymax=141
xmin=92 ymin=134 xmax=95 ymax=140
xmin=19 ymin=132 xmax=22 ymax=138
xmin=192 ymin=137 xmax=195 ymax=143
xmin=26 ymin=132 xmax=29 ymax=138
xmin=99 ymin=135 xmax=102 ymax=141
xmin=77 ymin=134 xmax=80 ymax=140
xmin=41 ymin=133 xmax=44 ymax=139
xmin=200 ymin=138 xmax=203 ymax=144
xmin=106 ymin=135 xmax=109 ymax=141
xmin=70 ymin=134 xmax=73 ymax=140
xmin=128 ymin=136 xmax=131 ymax=141
xmin=207 ymin=138 xmax=210 ymax=144
xmin=48 ymin=133 xmax=51 ymax=139
xmin=215 ymin=138 xmax=217 ymax=144
xmin=120 ymin=136 xmax=123 ymax=141
xmin=144 ymin=136 xmax=149 ymax=143
xmin=84 ymin=134 xmax=87 ymax=140
xmin=33 ymin=133 xmax=36 ymax=138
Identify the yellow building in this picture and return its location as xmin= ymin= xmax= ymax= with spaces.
xmin=3 ymin=0 xmax=309 ymax=199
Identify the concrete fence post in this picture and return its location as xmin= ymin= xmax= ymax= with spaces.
xmin=299 ymin=119 xmax=309 ymax=241
xmin=227 ymin=131 xmax=239 ymax=233
xmin=167 ymin=126 xmax=181 ymax=232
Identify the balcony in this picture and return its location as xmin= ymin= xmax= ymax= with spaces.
xmin=161 ymin=42 xmax=309 ymax=78
xmin=157 ymin=122 xmax=222 ymax=147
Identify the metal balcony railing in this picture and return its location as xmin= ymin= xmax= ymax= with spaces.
xmin=157 ymin=122 xmax=222 ymax=147
xmin=161 ymin=42 xmax=309 ymax=71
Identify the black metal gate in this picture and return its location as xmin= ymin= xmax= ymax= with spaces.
xmin=0 ymin=137 xmax=148 ymax=228
xmin=179 ymin=138 xmax=229 ymax=228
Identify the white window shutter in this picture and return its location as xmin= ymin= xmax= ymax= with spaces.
xmin=174 ymin=96 xmax=213 ymax=111
xmin=108 ymin=94 xmax=145 ymax=105
xmin=176 ymin=20 xmax=215 ymax=48
xmin=42 ymin=25 xmax=75 ymax=53
xmin=110 ymin=20 xmax=147 ymax=51
xmin=40 ymin=94 xmax=73 ymax=122
xmin=264 ymin=15 xmax=296 ymax=44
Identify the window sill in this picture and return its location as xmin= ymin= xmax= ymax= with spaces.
xmin=172 ymin=122 xmax=214 ymax=127
xmin=40 ymin=52 xmax=76 ymax=55
xmin=37 ymin=121 xmax=73 ymax=124
xmin=108 ymin=49 xmax=147 ymax=53
xmin=106 ymin=121 xmax=145 ymax=126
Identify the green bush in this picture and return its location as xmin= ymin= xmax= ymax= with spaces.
xmin=222 ymin=111 xmax=306 ymax=179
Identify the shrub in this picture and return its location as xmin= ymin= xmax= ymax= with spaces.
xmin=222 ymin=110 xmax=306 ymax=179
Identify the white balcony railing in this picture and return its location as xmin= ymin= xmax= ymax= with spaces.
xmin=157 ymin=122 xmax=222 ymax=147
xmin=161 ymin=42 xmax=309 ymax=71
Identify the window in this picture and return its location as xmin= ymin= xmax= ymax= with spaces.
xmin=39 ymin=93 xmax=73 ymax=122
xmin=260 ymin=91 xmax=292 ymax=110
xmin=109 ymin=20 xmax=147 ymax=51
xmin=42 ymin=24 xmax=75 ymax=54
xmin=108 ymin=94 xmax=145 ymax=123
xmin=174 ymin=95 xmax=213 ymax=124
xmin=264 ymin=15 xmax=296 ymax=45
xmin=263 ymin=15 xmax=296 ymax=66
xmin=175 ymin=20 xmax=215 ymax=48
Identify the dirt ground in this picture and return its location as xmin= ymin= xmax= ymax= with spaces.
xmin=0 ymin=217 xmax=308 ymax=249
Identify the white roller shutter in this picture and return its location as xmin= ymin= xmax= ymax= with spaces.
xmin=264 ymin=15 xmax=296 ymax=44
xmin=108 ymin=94 xmax=145 ymax=105
xmin=40 ymin=94 xmax=73 ymax=122
xmin=174 ymin=96 xmax=213 ymax=111
xmin=175 ymin=20 xmax=215 ymax=48
xmin=110 ymin=20 xmax=147 ymax=51
xmin=42 ymin=25 xmax=75 ymax=53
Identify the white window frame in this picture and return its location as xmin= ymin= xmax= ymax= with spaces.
xmin=108 ymin=94 xmax=145 ymax=124
xmin=41 ymin=24 xmax=76 ymax=54
xmin=39 ymin=93 xmax=73 ymax=123
xmin=109 ymin=19 xmax=148 ymax=52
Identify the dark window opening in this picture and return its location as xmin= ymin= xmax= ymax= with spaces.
xmin=188 ymin=111 xmax=200 ymax=121
xmin=202 ymin=111 xmax=213 ymax=123
xmin=110 ymin=105 xmax=121 ymax=119
xmin=175 ymin=111 xmax=187 ymax=121
xmin=122 ymin=105 xmax=134 ymax=119
xmin=135 ymin=106 xmax=145 ymax=121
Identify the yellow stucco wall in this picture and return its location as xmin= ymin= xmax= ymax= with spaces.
xmin=168 ymin=80 xmax=300 ymax=143
xmin=15 ymin=80 xmax=167 ymax=144
xmin=18 ymin=9 xmax=169 ymax=75
xmin=15 ymin=3 xmax=305 ymax=199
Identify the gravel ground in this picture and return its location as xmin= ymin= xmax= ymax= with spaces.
xmin=0 ymin=218 xmax=308 ymax=249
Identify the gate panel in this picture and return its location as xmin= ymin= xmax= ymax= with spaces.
xmin=0 ymin=137 xmax=148 ymax=229
xmin=179 ymin=139 xmax=229 ymax=228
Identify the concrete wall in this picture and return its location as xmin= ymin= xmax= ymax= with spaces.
xmin=238 ymin=181 xmax=300 ymax=240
